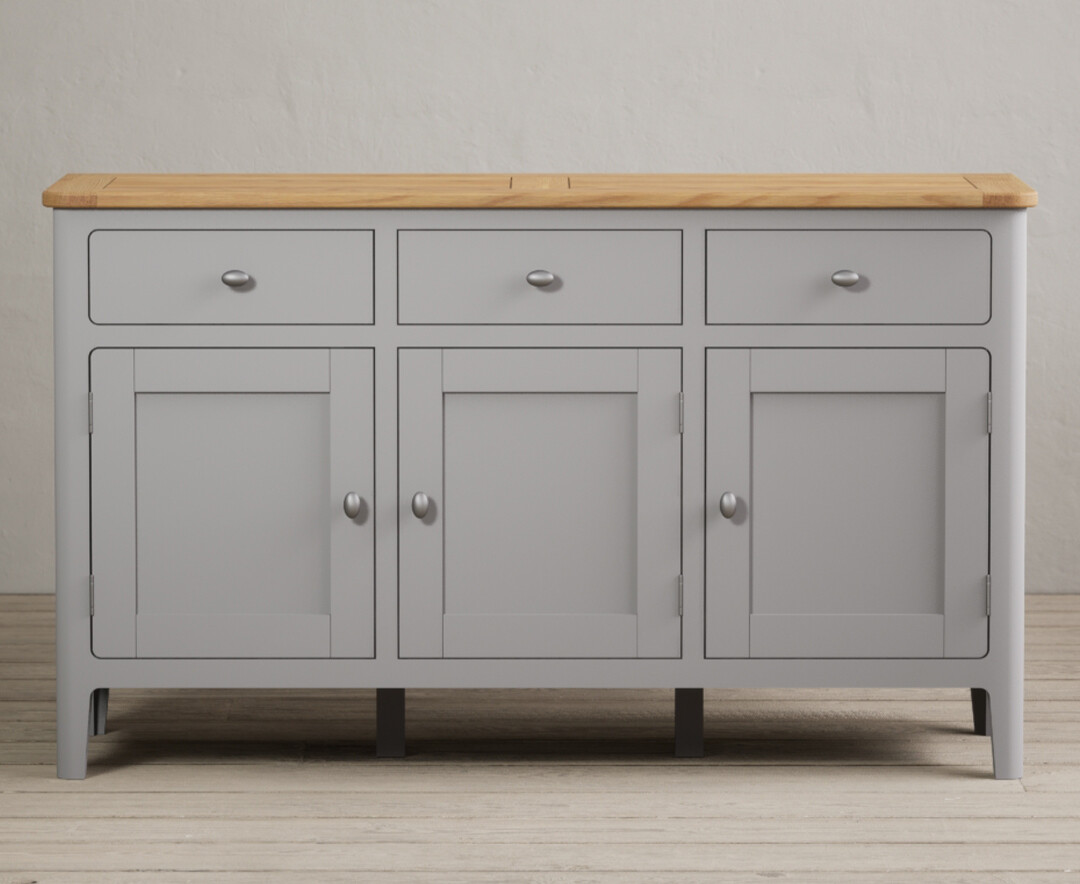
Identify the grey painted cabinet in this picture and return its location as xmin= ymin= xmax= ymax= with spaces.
xmin=399 ymin=348 xmax=682 ymax=658
xmin=89 ymin=348 xmax=375 ymax=659
xmin=46 ymin=181 xmax=1030 ymax=779
xmin=705 ymin=348 xmax=990 ymax=659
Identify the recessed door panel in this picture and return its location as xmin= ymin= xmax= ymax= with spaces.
xmin=135 ymin=393 xmax=331 ymax=618
xmin=751 ymin=392 xmax=946 ymax=617
xmin=444 ymin=392 xmax=638 ymax=617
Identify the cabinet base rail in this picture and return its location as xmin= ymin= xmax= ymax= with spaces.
xmin=57 ymin=685 xmax=1017 ymax=780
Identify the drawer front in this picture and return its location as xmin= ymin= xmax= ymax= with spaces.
xmin=706 ymin=229 xmax=990 ymax=324
xmin=398 ymin=229 xmax=682 ymax=324
xmin=90 ymin=230 xmax=374 ymax=324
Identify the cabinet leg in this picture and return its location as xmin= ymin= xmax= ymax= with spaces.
xmin=988 ymin=686 xmax=1023 ymax=780
xmin=91 ymin=688 xmax=110 ymax=736
xmin=376 ymin=688 xmax=406 ymax=758
xmin=674 ymin=688 xmax=704 ymax=757
xmin=970 ymin=688 xmax=988 ymax=737
xmin=58 ymin=685 xmax=91 ymax=779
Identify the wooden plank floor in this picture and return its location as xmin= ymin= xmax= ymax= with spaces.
xmin=1 ymin=594 xmax=1078 ymax=883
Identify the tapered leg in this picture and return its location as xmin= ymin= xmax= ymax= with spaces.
xmin=970 ymin=688 xmax=988 ymax=736
xmin=674 ymin=688 xmax=704 ymax=757
xmin=57 ymin=685 xmax=91 ymax=779
xmin=91 ymin=688 xmax=110 ymax=736
xmin=376 ymin=688 xmax=406 ymax=758
xmin=988 ymin=686 xmax=1023 ymax=780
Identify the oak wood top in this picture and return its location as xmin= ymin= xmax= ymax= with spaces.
xmin=42 ymin=173 xmax=1036 ymax=209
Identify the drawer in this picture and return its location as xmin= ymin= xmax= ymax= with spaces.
xmin=398 ymin=229 xmax=682 ymax=324
xmin=706 ymin=229 xmax=990 ymax=324
xmin=90 ymin=230 xmax=374 ymax=324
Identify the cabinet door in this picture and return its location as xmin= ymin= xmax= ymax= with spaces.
xmin=706 ymin=349 xmax=989 ymax=659
xmin=90 ymin=349 xmax=374 ymax=658
xmin=399 ymin=349 xmax=682 ymax=659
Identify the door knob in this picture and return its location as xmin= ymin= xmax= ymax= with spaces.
xmin=719 ymin=492 xmax=738 ymax=519
xmin=526 ymin=269 xmax=556 ymax=287
xmin=221 ymin=270 xmax=251 ymax=287
xmin=411 ymin=492 xmax=430 ymax=519
xmin=830 ymin=269 xmax=860 ymax=287
xmin=343 ymin=492 xmax=363 ymax=520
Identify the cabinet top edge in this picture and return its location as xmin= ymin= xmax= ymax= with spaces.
xmin=42 ymin=173 xmax=1038 ymax=210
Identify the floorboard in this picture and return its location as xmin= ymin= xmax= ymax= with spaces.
xmin=1 ymin=594 xmax=1078 ymax=882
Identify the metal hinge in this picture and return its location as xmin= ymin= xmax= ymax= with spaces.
xmin=89 ymin=575 xmax=95 ymax=617
xmin=88 ymin=392 xmax=94 ymax=435
xmin=678 ymin=392 xmax=685 ymax=434
xmin=985 ymin=574 xmax=991 ymax=617
xmin=987 ymin=392 xmax=992 ymax=435
xmin=678 ymin=575 xmax=684 ymax=616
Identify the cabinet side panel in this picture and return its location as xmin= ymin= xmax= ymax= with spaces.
xmin=398 ymin=349 xmax=445 ymax=658
xmin=636 ymin=349 xmax=683 ymax=657
xmin=89 ymin=349 xmax=136 ymax=657
xmin=944 ymin=349 xmax=991 ymax=657
xmin=705 ymin=349 xmax=750 ymax=657
xmin=330 ymin=349 xmax=375 ymax=657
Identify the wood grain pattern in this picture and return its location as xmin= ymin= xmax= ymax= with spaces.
xmin=510 ymin=175 xmax=570 ymax=190
xmin=0 ymin=592 xmax=1076 ymax=881
xmin=42 ymin=173 xmax=1037 ymax=208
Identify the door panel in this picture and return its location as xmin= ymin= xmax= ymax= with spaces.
xmin=134 ymin=391 xmax=331 ymax=616
xmin=443 ymin=392 xmax=638 ymax=617
xmin=399 ymin=348 xmax=682 ymax=659
xmin=750 ymin=391 xmax=946 ymax=617
xmin=90 ymin=348 xmax=374 ymax=659
xmin=706 ymin=348 xmax=989 ymax=659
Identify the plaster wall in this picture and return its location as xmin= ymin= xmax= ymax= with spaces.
xmin=1 ymin=0 xmax=1076 ymax=592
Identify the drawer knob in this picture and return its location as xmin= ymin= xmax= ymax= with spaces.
xmin=343 ymin=492 xmax=363 ymax=520
xmin=411 ymin=492 xmax=431 ymax=520
xmin=221 ymin=269 xmax=251 ymax=288
xmin=831 ymin=269 xmax=860 ymax=287
xmin=719 ymin=492 xmax=738 ymax=519
xmin=526 ymin=269 xmax=556 ymax=288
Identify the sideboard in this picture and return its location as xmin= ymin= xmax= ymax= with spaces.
xmin=43 ymin=173 xmax=1035 ymax=779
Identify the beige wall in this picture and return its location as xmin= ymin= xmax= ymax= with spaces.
xmin=1 ymin=0 xmax=1076 ymax=593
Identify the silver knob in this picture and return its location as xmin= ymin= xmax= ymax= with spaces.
xmin=526 ymin=269 xmax=556 ymax=287
xmin=411 ymin=492 xmax=430 ymax=519
xmin=719 ymin=492 xmax=738 ymax=519
xmin=831 ymin=270 xmax=860 ymax=287
xmin=221 ymin=270 xmax=251 ymax=287
xmin=343 ymin=492 xmax=363 ymax=520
